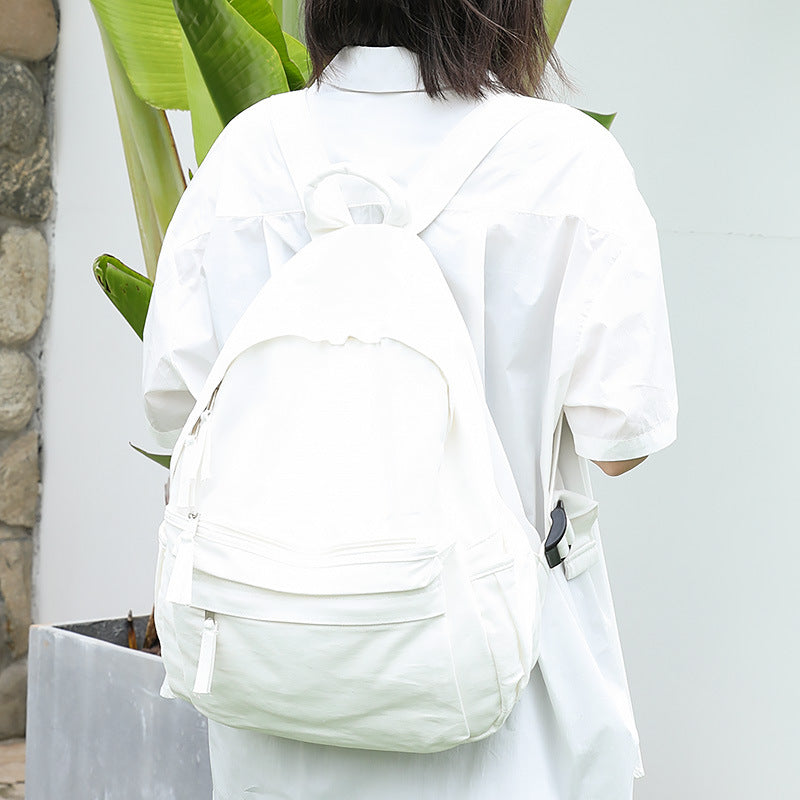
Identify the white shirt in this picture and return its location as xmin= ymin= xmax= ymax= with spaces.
xmin=142 ymin=45 xmax=678 ymax=800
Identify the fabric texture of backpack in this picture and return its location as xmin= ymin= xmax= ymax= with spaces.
xmin=154 ymin=90 xmax=565 ymax=754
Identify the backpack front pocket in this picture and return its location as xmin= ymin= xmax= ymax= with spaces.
xmin=156 ymin=515 xmax=472 ymax=753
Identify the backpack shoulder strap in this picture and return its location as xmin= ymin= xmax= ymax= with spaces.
xmin=269 ymin=89 xmax=539 ymax=236
xmin=404 ymin=92 xmax=537 ymax=235
xmin=269 ymin=90 xmax=354 ymax=233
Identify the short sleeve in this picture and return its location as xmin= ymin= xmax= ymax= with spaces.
xmin=563 ymin=140 xmax=678 ymax=462
xmin=141 ymin=126 xmax=232 ymax=450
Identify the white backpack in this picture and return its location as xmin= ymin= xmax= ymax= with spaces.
xmin=154 ymin=90 xmax=570 ymax=754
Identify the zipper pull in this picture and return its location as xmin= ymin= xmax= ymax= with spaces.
xmin=193 ymin=611 xmax=219 ymax=695
xmin=197 ymin=409 xmax=213 ymax=482
xmin=166 ymin=513 xmax=199 ymax=606
xmin=208 ymin=384 xmax=221 ymax=411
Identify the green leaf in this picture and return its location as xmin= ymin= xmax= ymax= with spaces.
xmin=271 ymin=0 xmax=303 ymax=41
xmin=130 ymin=442 xmax=171 ymax=469
xmin=180 ymin=26 xmax=225 ymax=165
xmin=580 ymin=109 xmax=617 ymax=130
xmin=544 ymin=0 xmax=573 ymax=44
xmin=93 ymin=11 xmax=186 ymax=279
xmin=174 ymin=0 xmax=290 ymax=127
xmin=285 ymin=34 xmax=311 ymax=82
xmin=230 ymin=0 xmax=306 ymax=91
xmin=93 ymin=255 xmax=153 ymax=340
xmin=89 ymin=0 xmax=188 ymax=109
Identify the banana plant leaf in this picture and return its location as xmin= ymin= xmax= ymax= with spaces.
xmin=130 ymin=442 xmax=171 ymax=469
xmin=181 ymin=2 xmax=310 ymax=163
xmin=89 ymin=0 xmax=188 ymax=110
xmin=174 ymin=0 xmax=290 ymax=127
xmin=93 ymin=255 xmax=153 ymax=339
xmin=271 ymin=0 xmax=303 ymax=41
xmin=229 ymin=0 xmax=307 ymax=91
xmin=580 ymin=110 xmax=617 ymax=130
xmin=180 ymin=26 xmax=225 ymax=165
xmin=544 ymin=0 xmax=573 ymax=45
xmin=285 ymin=33 xmax=311 ymax=80
xmin=93 ymin=11 xmax=186 ymax=279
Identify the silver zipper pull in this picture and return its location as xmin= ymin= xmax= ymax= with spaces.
xmin=197 ymin=409 xmax=213 ymax=482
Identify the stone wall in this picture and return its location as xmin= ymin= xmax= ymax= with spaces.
xmin=0 ymin=0 xmax=58 ymax=739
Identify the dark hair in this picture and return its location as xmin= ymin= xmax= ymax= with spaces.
xmin=303 ymin=0 xmax=570 ymax=100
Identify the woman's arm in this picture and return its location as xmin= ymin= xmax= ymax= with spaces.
xmin=591 ymin=456 xmax=647 ymax=477
xmin=560 ymin=129 xmax=678 ymax=473
xmin=141 ymin=124 xmax=235 ymax=450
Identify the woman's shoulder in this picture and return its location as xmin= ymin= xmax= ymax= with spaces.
xmin=199 ymin=95 xmax=304 ymax=217
xmin=197 ymin=90 xmax=649 ymax=238
xmin=494 ymin=93 xmax=632 ymax=173
xmin=484 ymin=94 xmax=651 ymax=238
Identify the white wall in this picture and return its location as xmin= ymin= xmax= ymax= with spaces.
xmin=556 ymin=3 xmax=800 ymax=798
xmin=37 ymin=1 xmax=187 ymax=624
xmin=39 ymin=2 xmax=798 ymax=798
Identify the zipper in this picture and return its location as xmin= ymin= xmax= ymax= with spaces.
xmin=189 ymin=384 xmax=221 ymax=436
xmin=172 ymin=383 xmax=221 ymax=483
xmin=163 ymin=507 xmax=440 ymax=563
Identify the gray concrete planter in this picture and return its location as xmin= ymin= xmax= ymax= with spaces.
xmin=26 ymin=615 xmax=213 ymax=799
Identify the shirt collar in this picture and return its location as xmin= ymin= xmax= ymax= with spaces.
xmin=319 ymin=46 xmax=426 ymax=93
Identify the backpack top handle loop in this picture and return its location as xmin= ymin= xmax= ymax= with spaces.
xmin=269 ymin=89 xmax=535 ymax=241
xmin=303 ymin=162 xmax=411 ymax=239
